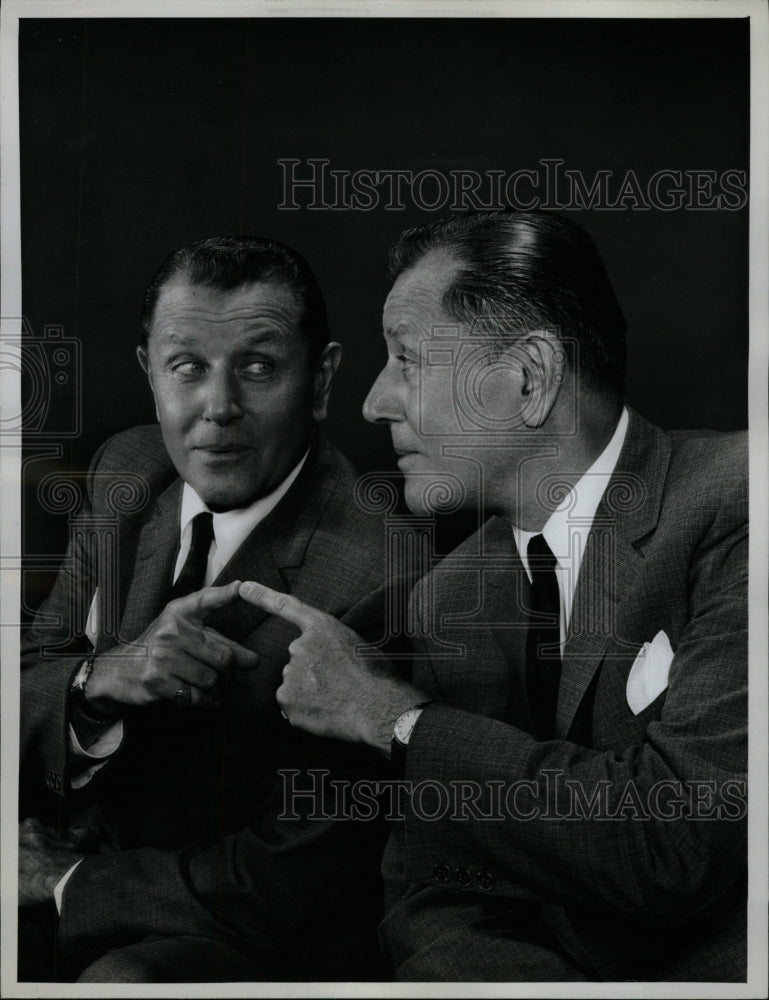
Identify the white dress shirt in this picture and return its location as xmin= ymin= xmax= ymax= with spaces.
xmin=512 ymin=407 xmax=629 ymax=651
xmin=173 ymin=451 xmax=308 ymax=587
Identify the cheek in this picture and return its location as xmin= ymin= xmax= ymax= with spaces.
xmin=154 ymin=390 xmax=194 ymax=432
xmin=241 ymin=383 xmax=314 ymax=432
xmin=416 ymin=373 xmax=461 ymax=437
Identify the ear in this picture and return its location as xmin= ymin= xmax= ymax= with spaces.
xmin=312 ymin=342 xmax=343 ymax=422
xmin=505 ymin=330 xmax=566 ymax=428
xmin=136 ymin=345 xmax=161 ymax=423
xmin=137 ymin=345 xmax=150 ymax=377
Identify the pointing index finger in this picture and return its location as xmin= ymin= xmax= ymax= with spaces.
xmin=173 ymin=580 xmax=243 ymax=621
xmin=239 ymin=581 xmax=323 ymax=631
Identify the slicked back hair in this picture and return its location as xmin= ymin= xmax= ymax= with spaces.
xmin=388 ymin=211 xmax=627 ymax=403
xmin=140 ymin=235 xmax=330 ymax=363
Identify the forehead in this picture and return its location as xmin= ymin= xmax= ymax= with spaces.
xmin=383 ymin=249 xmax=461 ymax=336
xmin=149 ymin=277 xmax=303 ymax=343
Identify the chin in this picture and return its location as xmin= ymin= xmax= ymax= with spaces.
xmin=403 ymin=471 xmax=469 ymax=517
xmin=402 ymin=481 xmax=430 ymax=516
xmin=195 ymin=476 xmax=264 ymax=512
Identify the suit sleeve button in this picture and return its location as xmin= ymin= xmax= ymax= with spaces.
xmin=432 ymin=863 xmax=451 ymax=884
xmin=476 ymin=871 xmax=496 ymax=891
xmin=455 ymin=866 xmax=472 ymax=888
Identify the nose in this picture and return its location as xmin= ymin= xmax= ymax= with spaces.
xmin=362 ymin=365 xmax=402 ymax=424
xmin=202 ymin=368 xmax=243 ymax=425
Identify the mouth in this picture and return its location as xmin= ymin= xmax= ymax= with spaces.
xmin=394 ymin=449 xmax=420 ymax=467
xmin=194 ymin=444 xmax=251 ymax=456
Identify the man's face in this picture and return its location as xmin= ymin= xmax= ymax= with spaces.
xmin=363 ymin=250 xmax=526 ymax=515
xmin=138 ymin=277 xmax=328 ymax=510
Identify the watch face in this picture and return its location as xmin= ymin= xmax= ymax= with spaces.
xmin=394 ymin=708 xmax=421 ymax=745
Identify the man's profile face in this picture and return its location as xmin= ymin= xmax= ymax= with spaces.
xmin=138 ymin=276 xmax=321 ymax=510
xmin=364 ymin=250 xmax=525 ymax=515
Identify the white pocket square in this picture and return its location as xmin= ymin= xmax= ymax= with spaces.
xmin=625 ymin=630 xmax=674 ymax=715
xmin=85 ymin=587 xmax=99 ymax=646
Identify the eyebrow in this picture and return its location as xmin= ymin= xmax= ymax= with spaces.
xmin=159 ymin=329 xmax=283 ymax=348
xmin=383 ymin=321 xmax=410 ymax=342
xmin=382 ymin=329 xmax=406 ymax=352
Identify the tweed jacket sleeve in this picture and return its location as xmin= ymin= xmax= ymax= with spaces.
xmin=20 ymin=435 xmax=128 ymax=809
xmin=395 ymin=419 xmax=747 ymax=930
xmin=20 ymin=427 xmax=407 ymax=974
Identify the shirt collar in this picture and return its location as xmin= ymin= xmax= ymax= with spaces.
xmin=179 ymin=448 xmax=310 ymax=566
xmin=513 ymin=406 xmax=629 ymax=573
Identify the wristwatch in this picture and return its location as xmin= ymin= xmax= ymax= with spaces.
xmin=390 ymin=700 xmax=435 ymax=775
xmin=70 ymin=654 xmax=113 ymax=725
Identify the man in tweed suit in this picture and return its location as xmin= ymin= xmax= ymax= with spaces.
xmin=18 ymin=236 xmax=395 ymax=981
xmin=242 ymin=212 xmax=748 ymax=981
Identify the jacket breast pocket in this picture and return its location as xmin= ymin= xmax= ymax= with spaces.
xmin=589 ymin=647 xmax=671 ymax=749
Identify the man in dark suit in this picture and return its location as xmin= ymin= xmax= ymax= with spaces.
xmin=241 ymin=211 xmax=748 ymax=982
xmin=18 ymin=236 xmax=398 ymax=982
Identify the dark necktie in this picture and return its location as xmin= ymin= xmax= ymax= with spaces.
xmin=169 ymin=511 xmax=214 ymax=600
xmin=525 ymin=533 xmax=562 ymax=741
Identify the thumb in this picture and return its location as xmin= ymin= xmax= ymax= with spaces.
xmin=67 ymin=826 xmax=98 ymax=849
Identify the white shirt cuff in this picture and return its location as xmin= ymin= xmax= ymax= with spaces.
xmin=68 ymin=719 xmax=124 ymax=789
xmin=53 ymin=858 xmax=83 ymax=915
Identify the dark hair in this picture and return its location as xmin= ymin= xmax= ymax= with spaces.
xmin=140 ymin=235 xmax=330 ymax=361
xmin=388 ymin=210 xmax=627 ymax=402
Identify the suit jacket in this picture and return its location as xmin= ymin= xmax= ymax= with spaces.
xmin=380 ymin=409 xmax=748 ymax=982
xmin=20 ymin=426 xmax=400 ymax=978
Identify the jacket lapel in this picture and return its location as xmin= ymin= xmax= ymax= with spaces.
xmin=554 ymin=409 xmax=671 ymax=739
xmin=479 ymin=517 xmax=535 ymax=729
xmin=114 ymin=433 xmax=339 ymax=647
xmin=204 ymin=434 xmax=339 ymax=644
xmin=204 ymin=529 xmax=287 ymax=644
xmin=114 ymin=478 xmax=182 ymax=646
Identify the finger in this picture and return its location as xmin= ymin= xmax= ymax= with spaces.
xmin=171 ymin=580 xmax=244 ymax=623
xmin=19 ymin=817 xmax=44 ymax=840
xmin=19 ymin=818 xmax=55 ymax=848
xmin=174 ymin=621 xmax=260 ymax=673
xmin=176 ymin=620 xmax=238 ymax=673
xmin=160 ymin=677 xmax=215 ymax=709
xmin=66 ymin=826 xmax=97 ymax=848
xmin=275 ymin=684 xmax=293 ymax=724
xmin=202 ymin=629 xmax=260 ymax=671
xmin=169 ymin=658 xmax=221 ymax=692
xmin=239 ymin=581 xmax=326 ymax=632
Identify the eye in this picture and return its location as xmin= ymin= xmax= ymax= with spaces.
xmin=171 ymin=359 xmax=204 ymax=377
xmin=396 ymin=354 xmax=419 ymax=376
xmin=242 ymin=358 xmax=274 ymax=378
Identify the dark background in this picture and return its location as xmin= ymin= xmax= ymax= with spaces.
xmin=19 ymin=16 xmax=749 ymax=618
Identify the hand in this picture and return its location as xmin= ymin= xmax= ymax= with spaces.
xmin=18 ymin=818 xmax=90 ymax=907
xmin=239 ymin=581 xmax=425 ymax=752
xmin=85 ymin=581 xmax=260 ymax=713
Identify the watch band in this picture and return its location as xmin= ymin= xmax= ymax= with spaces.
xmin=70 ymin=653 xmax=114 ymax=725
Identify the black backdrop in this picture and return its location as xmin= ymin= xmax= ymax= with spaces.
xmin=19 ymin=16 xmax=749 ymax=618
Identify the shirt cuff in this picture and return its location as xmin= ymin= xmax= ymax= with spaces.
xmin=68 ymin=719 xmax=124 ymax=789
xmin=53 ymin=859 xmax=83 ymax=915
